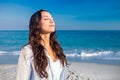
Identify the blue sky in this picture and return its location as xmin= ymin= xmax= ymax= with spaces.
xmin=0 ymin=0 xmax=120 ymax=30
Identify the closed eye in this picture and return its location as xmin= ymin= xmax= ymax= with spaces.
xmin=44 ymin=18 xmax=49 ymax=20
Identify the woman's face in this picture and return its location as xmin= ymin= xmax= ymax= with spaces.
xmin=40 ymin=11 xmax=55 ymax=34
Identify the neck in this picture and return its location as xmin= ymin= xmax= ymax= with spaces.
xmin=40 ymin=33 xmax=58 ymax=61
xmin=40 ymin=33 xmax=50 ymax=47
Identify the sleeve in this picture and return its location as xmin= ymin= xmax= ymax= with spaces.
xmin=16 ymin=48 xmax=31 ymax=80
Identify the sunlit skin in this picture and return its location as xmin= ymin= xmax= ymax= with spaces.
xmin=39 ymin=11 xmax=58 ymax=62
xmin=40 ymin=11 xmax=55 ymax=34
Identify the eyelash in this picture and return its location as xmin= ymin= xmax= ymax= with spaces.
xmin=44 ymin=19 xmax=49 ymax=20
xmin=44 ymin=18 xmax=53 ymax=20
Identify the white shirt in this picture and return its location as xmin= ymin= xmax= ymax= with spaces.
xmin=16 ymin=44 xmax=66 ymax=80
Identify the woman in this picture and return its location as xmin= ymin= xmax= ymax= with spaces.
xmin=16 ymin=9 xmax=68 ymax=80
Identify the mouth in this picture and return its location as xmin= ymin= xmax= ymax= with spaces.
xmin=49 ymin=25 xmax=55 ymax=27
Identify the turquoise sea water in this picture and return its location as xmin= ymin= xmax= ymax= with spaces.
xmin=0 ymin=30 xmax=120 ymax=65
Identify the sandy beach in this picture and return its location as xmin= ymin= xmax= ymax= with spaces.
xmin=68 ymin=62 xmax=120 ymax=80
xmin=0 ymin=62 xmax=120 ymax=80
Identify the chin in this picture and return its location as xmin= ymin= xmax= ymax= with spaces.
xmin=50 ymin=28 xmax=55 ymax=32
xmin=45 ymin=30 xmax=55 ymax=34
xmin=50 ymin=30 xmax=55 ymax=33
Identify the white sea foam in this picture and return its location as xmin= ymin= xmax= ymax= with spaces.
xmin=64 ymin=50 xmax=114 ymax=57
xmin=0 ymin=50 xmax=120 ymax=60
xmin=0 ymin=51 xmax=20 ymax=55
xmin=0 ymin=51 xmax=6 ymax=55
xmin=81 ymin=51 xmax=113 ymax=57
xmin=65 ymin=53 xmax=81 ymax=57
xmin=11 ymin=51 xmax=20 ymax=55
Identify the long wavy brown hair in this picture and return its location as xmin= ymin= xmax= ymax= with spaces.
xmin=28 ymin=9 xmax=68 ymax=78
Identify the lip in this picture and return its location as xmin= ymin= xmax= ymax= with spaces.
xmin=49 ymin=25 xmax=55 ymax=27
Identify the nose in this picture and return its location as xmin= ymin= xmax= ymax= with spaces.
xmin=49 ymin=18 xmax=54 ymax=23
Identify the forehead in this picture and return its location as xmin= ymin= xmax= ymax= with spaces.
xmin=41 ymin=11 xmax=52 ymax=17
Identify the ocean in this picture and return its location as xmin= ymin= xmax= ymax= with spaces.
xmin=0 ymin=30 xmax=120 ymax=65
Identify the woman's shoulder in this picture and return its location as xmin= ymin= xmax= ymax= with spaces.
xmin=20 ymin=44 xmax=33 ymax=58
xmin=22 ymin=44 xmax=32 ymax=52
xmin=22 ymin=44 xmax=31 ymax=49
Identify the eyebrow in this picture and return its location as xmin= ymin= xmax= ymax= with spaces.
xmin=42 ymin=16 xmax=53 ymax=18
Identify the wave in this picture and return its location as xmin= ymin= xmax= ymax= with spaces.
xmin=0 ymin=51 xmax=20 ymax=55
xmin=0 ymin=50 xmax=117 ymax=56
xmin=64 ymin=50 xmax=114 ymax=57
xmin=80 ymin=51 xmax=113 ymax=57
xmin=0 ymin=50 xmax=120 ymax=60
xmin=65 ymin=50 xmax=120 ymax=60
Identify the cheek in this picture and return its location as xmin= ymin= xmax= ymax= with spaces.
xmin=41 ymin=23 xmax=49 ymax=28
xmin=40 ymin=23 xmax=49 ymax=31
xmin=40 ymin=21 xmax=49 ymax=27
xmin=41 ymin=20 xmax=49 ymax=25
